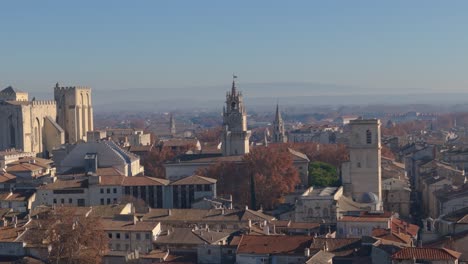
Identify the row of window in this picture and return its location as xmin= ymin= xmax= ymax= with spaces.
xmin=53 ymin=198 xmax=85 ymax=206
xmin=108 ymin=232 xmax=151 ymax=240
xmin=100 ymin=188 xmax=118 ymax=194
xmin=101 ymin=198 xmax=118 ymax=205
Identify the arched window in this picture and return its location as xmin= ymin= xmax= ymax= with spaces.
xmin=366 ymin=129 xmax=372 ymax=144
xmin=231 ymin=101 xmax=236 ymax=110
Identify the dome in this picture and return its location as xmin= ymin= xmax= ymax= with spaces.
xmin=355 ymin=192 xmax=379 ymax=204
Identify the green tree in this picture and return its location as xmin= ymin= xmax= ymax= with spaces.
xmin=308 ymin=161 xmax=340 ymax=187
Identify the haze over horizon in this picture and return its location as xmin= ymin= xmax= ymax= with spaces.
xmin=2 ymin=1 xmax=468 ymax=98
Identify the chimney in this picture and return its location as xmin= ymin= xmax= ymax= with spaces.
xmin=304 ymin=248 xmax=310 ymax=257
xmin=168 ymin=209 xmax=172 ymax=216
xmin=248 ymin=219 xmax=252 ymax=228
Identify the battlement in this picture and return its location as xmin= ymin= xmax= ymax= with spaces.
xmin=31 ymin=100 xmax=56 ymax=106
xmin=54 ymin=86 xmax=91 ymax=91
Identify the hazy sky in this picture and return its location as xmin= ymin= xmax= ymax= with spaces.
xmin=1 ymin=1 xmax=468 ymax=93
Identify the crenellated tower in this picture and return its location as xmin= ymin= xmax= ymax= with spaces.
xmin=221 ymin=76 xmax=251 ymax=156
xmin=272 ymin=103 xmax=287 ymax=143
xmin=54 ymin=83 xmax=94 ymax=143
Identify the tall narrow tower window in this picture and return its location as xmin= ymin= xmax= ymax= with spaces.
xmin=366 ymin=130 xmax=372 ymax=144
xmin=231 ymin=102 xmax=236 ymax=110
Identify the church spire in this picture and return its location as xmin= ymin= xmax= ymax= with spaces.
xmin=275 ymin=103 xmax=282 ymax=123
xmin=231 ymin=74 xmax=238 ymax=95
xmin=170 ymin=113 xmax=176 ymax=135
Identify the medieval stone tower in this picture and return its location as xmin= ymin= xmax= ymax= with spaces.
xmin=341 ymin=119 xmax=382 ymax=204
xmin=272 ymin=104 xmax=287 ymax=143
xmin=0 ymin=86 xmax=64 ymax=156
xmin=54 ymin=83 xmax=94 ymax=144
xmin=221 ymin=77 xmax=251 ymax=156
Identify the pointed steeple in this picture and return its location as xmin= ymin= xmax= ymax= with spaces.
xmin=231 ymin=76 xmax=237 ymax=95
xmin=275 ymin=103 xmax=282 ymax=123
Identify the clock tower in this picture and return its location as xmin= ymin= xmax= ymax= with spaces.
xmin=222 ymin=76 xmax=251 ymax=156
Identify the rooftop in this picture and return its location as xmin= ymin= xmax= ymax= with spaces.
xmin=391 ymin=247 xmax=461 ymax=260
xmin=237 ymin=235 xmax=313 ymax=255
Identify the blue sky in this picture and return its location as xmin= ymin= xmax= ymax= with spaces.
xmin=1 ymin=1 xmax=468 ymax=93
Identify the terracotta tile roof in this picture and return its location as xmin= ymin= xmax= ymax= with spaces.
xmin=0 ymin=226 xmax=25 ymax=242
xmin=122 ymin=176 xmax=169 ymax=186
xmin=7 ymin=163 xmax=43 ymax=173
xmin=88 ymin=204 xmax=130 ymax=219
xmin=340 ymin=211 xmax=392 ymax=222
xmin=237 ymin=235 xmax=313 ymax=255
xmin=0 ymin=190 xmax=34 ymax=201
xmin=0 ymin=173 xmax=16 ymax=183
xmin=372 ymin=228 xmax=412 ymax=245
xmin=98 ymin=175 xmax=125 ymax=186
xmin=170 ymin=175 xmax=216 ymax=185
xmin=391 ymin=218 xmax=419 ymax=238
xmin=101 ymin=219 xmax=159 ymax=232
xmin=392 ymin=247 xmax=461 ymax=260
xmin=38 ymin=179 xmax=87 ymax=190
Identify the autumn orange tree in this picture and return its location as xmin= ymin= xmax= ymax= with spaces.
xmin=141 ymin=144 xmax=193 ymax=178
xmin=41 ymin=207 xmax=108 ymax=264
xmin=197 ymin=145 xmax=300 ymax=210
xmin=244 ymin=146 xmax=300 ymax=210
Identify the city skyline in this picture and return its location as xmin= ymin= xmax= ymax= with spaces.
xmin=2 ymin=1 xmax=468 ymax=95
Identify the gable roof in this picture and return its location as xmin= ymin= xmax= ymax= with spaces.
xmin=392 ymin=247 xmax=461 ymax=260
xmin=170 ymin=175 xmax=216 ymax=185
xmin=122 ymin=176 xmax=169 ymax=186
xmin=237 ymin=235 xmax=313 ymax=255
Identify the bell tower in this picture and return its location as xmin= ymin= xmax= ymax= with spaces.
xmin=221 ymin=76 xmax=251 ymax=156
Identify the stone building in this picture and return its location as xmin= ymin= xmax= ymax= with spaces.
xmin=341 ymin=119 xmax=382 ymax=208
xmin=0 ymin=87 xmax=64 ymax=156
xmin=0 ymin=83 xmax=94 ymax=157
xmin=221 ymin=78 xmax=251 ymax=156
xmin=54 ymin=83 xmax=93 ymax=143
xmin=271 ymin=104 xmax=287 ymax=143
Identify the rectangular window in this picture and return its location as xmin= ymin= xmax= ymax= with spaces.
xmin=204 ymin=184 xmax=210 ymax=191
xmin=108 ymin=233 xmax=112 ymax=239
xmin=60 ymin=198 xmax=64 ymax=204
xmin=196 ymin=185 xmax=202 ymax=191
xmin=107 ymin=188 xmax=110 ymax=194
xmin=145 ymin=233 xmax=150 ymax=240
xmin=113 ymin=188 xmax=117 ymax=194
xmin=107 ymin=198 xmax=111 ymax=205
xmin=113 ymin=198 xmax=117 ymax=204
xmin=124 ymin=186 xmax=131 ymax=195
xmin=53 ymin=199 xmax=57 ymax=204
xmin=125 ymin=233 xmax=130 ymax=239
xmin=100 ymin=188 xmax=104 ymax=194
xmin=68 ymin=198 xmax=72 ymax=204
xmin=136 ymin=233 xmax=141 ymax=240
xmin=100 ymin=199 xmax=104 ymax=205
xmin=116 ymin=233 xmax=121 ymax=239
